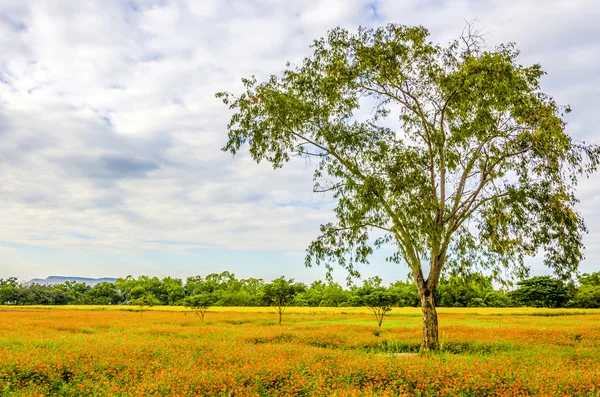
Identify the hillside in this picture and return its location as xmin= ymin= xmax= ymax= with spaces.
xmin=28 ymin=276 xmax=117 ymax=286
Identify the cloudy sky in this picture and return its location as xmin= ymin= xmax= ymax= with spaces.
xmin=1 ymin=0 xmax=599 ymax=284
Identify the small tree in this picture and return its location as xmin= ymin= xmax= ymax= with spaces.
xmin=261 ymin=277 xmax=305 ymax=325
xmin=353 ymin=278 xmax=394 ymax=327
xmin=364 ymin=290 xmax=394 ymax=327
xmin=130 ymin=294 xmax=159 ymax=316
xmin=184 ymin=293 xmax=215 ymax=322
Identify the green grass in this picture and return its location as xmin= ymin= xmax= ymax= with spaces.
xmin=5 ymin=304 xmax=600 ymax=315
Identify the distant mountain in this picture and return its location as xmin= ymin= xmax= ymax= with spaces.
xmin=27 ymin=276 xmax=117 ymax=286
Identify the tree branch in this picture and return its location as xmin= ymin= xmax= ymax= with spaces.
xmin=326 ymin=223 xmax=394 ymax=234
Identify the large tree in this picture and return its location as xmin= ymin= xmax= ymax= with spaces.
xmin=217 ymin=24 xmax=599 ymax=351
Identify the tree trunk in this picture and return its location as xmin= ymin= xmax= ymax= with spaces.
xmin=419 ymin=289 xmax=440 ymax=352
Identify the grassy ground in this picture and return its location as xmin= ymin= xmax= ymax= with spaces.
xmin=1 ymin=307 xmax=599 ymax=396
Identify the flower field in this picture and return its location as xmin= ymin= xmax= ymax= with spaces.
xmin=1 ymin=307 xmax=600 ymax=396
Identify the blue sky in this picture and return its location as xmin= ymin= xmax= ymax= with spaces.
xmin=0 ymin=0 xmax=599 ymax=284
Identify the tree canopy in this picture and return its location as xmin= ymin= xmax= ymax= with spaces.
xmin=184 ymin=293 xmax=216 ymax=322
xmin=352 ymin=278 xmax=395 ymax=327
xmin=511 ymin=276 xmax=571 ymax=308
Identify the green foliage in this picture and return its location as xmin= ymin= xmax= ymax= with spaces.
xmin=1 ymin=270 xmax=596 ymax=309
xmin=217 ymin=23 xmax=600 ymax=350
xmin=351 ymin=277 xmax=395 ymax=326
xmin=436 ymin=273 xmax=495 ymax=307
xmin=183 ymin=293 xmax=216 ymax=321
xmin=217 ymin=22 xmax=598 ymax=297
xmin=10 ymin=283 xmax=73 ymax=305
xmin=128 ymin=285 xmax=148 ymax=301
xmin=161 ymin=277 xmax=185 ymax=305
xmin=260 ymin=277 xmax=306 ymax=307
xmin=387 ymin=280 xmax=420 ymax=307
xmin=483 ymin=290 xmax=513 ymax=308
xmin=0 ymin=277 xmax=19 ymax=305
xmin=128 ymin=276 xmax=163 ymax=302
xmin=129 ymin=294 xmax=160 ymax=316
xmin=578 ymin=272 xmax=600 ymax=287
xmin=52 ymin=281 xmax=90 ymax=304
xmin=364 ymin=290 xmax=394 ymax=327
xmin=569 ymin=285 xmax=600 ymax=308
xmin=186 ymin=272 xmax=265 ymax=306
xmin=113 ymin=276 xmax=137 ymax=300
xmin=260 ymin=277 xmax=306 ymax=324
xmin=293 ymin=281 xmax=351 ymax=307
xmin=511 ymin=276 xmax=572 ymax=308
xmin=569 ymin=272 xmax=600 ymax=308
xmin=85 ymin=282 xmax=124 ymax=305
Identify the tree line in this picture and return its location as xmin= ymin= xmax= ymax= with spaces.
xmin=1 ymin=271 xmax=599 ymax=309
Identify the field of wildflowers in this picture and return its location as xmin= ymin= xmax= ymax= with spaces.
xmin=1 ymin=307 xmax=599 ymax=396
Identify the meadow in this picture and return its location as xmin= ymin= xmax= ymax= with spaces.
xmin=1 ymin=306 xmax=600 ymax=396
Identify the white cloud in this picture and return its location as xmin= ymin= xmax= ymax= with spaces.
xmin=0 ymin=0 xmax=599 ymax=281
